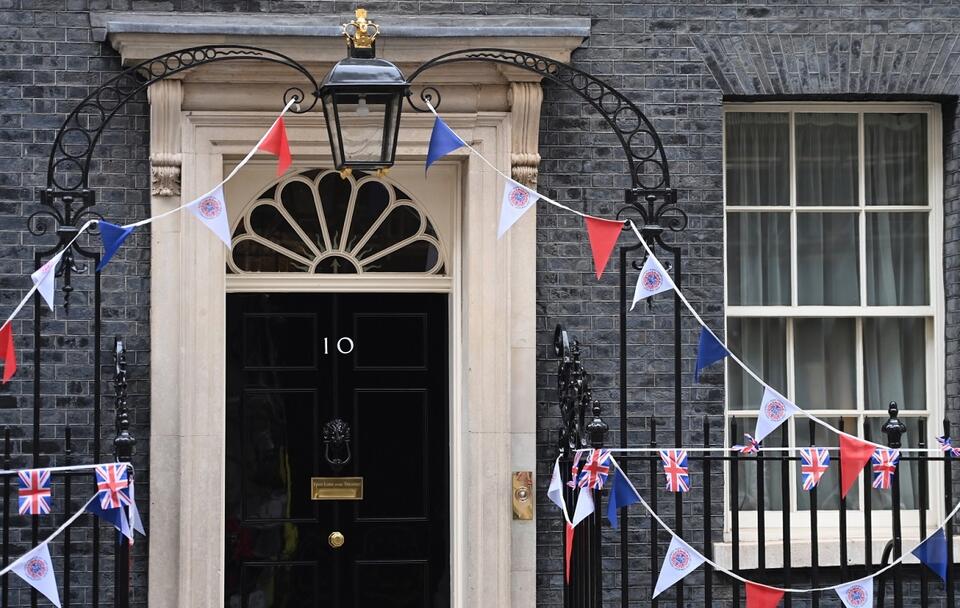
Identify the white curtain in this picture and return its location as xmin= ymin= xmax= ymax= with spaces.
xmin=725 ymin=112 xmax=790 ymax=205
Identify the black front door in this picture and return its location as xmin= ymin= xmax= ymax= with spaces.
xmin=224 ymin=293 xmax=449 ymax=608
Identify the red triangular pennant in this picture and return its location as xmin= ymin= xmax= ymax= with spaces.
xmin=564 ymin=522 xmax=574 ymax=584
xmin=259 ymin=117 xmax=292 ymax=176
xmin=840 ymin=434 xmax=876 ymax=499
xmin=746 ymin=582 xmax=784 ymax=608
xmin=0 ymin=323 xmax=16 ymax=384
xmin=584 ymin=216 xmax=625 ymax=279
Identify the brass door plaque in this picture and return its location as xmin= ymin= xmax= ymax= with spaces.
xmin=311 ymin=477 xmax=364 ymax=500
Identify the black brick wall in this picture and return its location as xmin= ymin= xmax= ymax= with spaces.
xmin=6 ymin=1 xmax=960 ymax=607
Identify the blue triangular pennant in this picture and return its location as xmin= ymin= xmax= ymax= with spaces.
xmin=86 ymin=499 xmax=132 ymax=541
xmin=96 ymin=221 xmax=135 ymax=271
xmin=607 ymin=466 xmax=641 ymax=529
xmin=912 ymin=528 xmax=949 ymax=582
xmin=425 ymin=116 xmax=466 ymax=172
xmin=694 ymin=327 xmax=729 ymax=383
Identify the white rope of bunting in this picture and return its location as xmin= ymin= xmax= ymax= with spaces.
xmin=0 ymin=494 xmax=96 ymax=577
xmin=575 ymin=446 xmax=938 ymax=454
xmin=427 ymin=102 xmax=938 ymax=453
xmin=600 ymin=455 xmax=960 ymax=593
xmin=0 ymin=99 xmax=299 ymax=337
xmin=0 ymin=461 xmax=132 ymax=476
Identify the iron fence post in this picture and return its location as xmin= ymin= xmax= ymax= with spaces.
xmin=113 ymin=338 xmax=134 ymax=608
xmin=882 ymin=401 xmax=906 ymax=608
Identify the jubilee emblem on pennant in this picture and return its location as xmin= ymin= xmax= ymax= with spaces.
xmin=754 ymin=386 xmax=799 ymax=442
xmin=11 ymin=543 xmax=60 ymax=608
xmin=18 ymin=469 xmax=51 ymax=516
xmin=871 ymin=448 xmax=900 ymax=490
xmin=653 ymin=535 xmax=706 ymax=598
xmin=631 ymin=254 xmax=674 ymax=309
xmin=658 ymin=449 xmax=690 ymax=493
xmin=799 ymin=447 xmax=830 ymax=491
xmin=497 ymin=180 xmax=539 ymax=239
xmin=834 ymin=578 xmax=873 ymax=608
xmin=187 ymin=184 xmax=232 ymax=249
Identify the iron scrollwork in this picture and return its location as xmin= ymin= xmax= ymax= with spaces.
xmin=407 ymin=48 xmax=673 ymax=199
xmin=554 ymin=324 xmax=605 ymax=455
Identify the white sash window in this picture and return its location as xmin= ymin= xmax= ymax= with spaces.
xmin=722 ymin=103 xmax=944 ymax=554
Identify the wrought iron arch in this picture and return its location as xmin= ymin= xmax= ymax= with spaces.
xmin=406 ymin=47 xmax=677 ymax=212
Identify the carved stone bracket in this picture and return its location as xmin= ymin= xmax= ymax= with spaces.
xmin=147 ymin=80 xmax=183 ymax=197
xmin=508 ymin=82 xmax=543 ymax=188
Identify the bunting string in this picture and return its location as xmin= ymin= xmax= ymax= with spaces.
xmin=558 ymin=455 xmax=960 ymax=594
xmin=425 ymin=106 xmax=929 ymax=454
xmin=0 ymin=494 xmax=96 ymax=577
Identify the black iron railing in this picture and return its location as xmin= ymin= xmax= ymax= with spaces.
xmin=555 ymin=326 xmax=956 ymax=608
xmin=0 ymin=338 xmax=133 ymax=608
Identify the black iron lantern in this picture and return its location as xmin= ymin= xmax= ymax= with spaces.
xmin=319 ymin=9 xmax=409 ymax=172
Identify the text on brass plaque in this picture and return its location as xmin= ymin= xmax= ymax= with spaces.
xmin=311 ymin=477 xmax=364 ymax=500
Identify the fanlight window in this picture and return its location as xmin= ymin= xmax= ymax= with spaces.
xmin=228 ymin=169 xmax=446 ymax=275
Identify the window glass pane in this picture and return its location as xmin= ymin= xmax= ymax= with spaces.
xmin=864 ymin=318 xmax=927 ymax=411
xmin=866 ymin=212 xmax=929 ymax=305
xmin=726 ymin=212 xmax=791 ymax=306
xmin=797 ymin=213 xmax=860 ymax=305
xmin=796 ymin=417 xmax=856 ymax=510
xmin=864 ymin=417 xmax=923 ymax=509
xmin=794 ymin=318 xmax=856 ymax=410
xmin=796 ymin=113 xmax=859 ymax=206
xmin=727 ymin=318 xmax=787 ymax=410
xmin=725 ymin=112 xmax=790 ymax=206
xmin=865 ymin=113 xmax=928 ymax=205
xmin=731 ymin=417 xmax=783 ymax=510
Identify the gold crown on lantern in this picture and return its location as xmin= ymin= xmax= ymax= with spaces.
xmin=342 ymin=8 xmax=380 ymax=49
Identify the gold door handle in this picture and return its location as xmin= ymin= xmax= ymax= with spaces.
xmin=328 ymin=531 xmax=345 ymax=549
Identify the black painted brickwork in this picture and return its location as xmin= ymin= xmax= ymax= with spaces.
xmin=6 ymin=1 xmax=960 ymax=607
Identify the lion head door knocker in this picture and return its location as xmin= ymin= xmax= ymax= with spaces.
xmin=322 ymin=418 xmax=352 ymax=473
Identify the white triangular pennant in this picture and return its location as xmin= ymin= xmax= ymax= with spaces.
xmin=754 ymin=386 xmax=799 ymax=442
xmin=834 ymin=578 xmax=873 ymax=608
xmin=547 ymin=460 xmax=565 ymax=512
xmin=11 ymin=542 xmax=60 ymax=607
xmin=128 ymin=478 xmax=145 ymax=538
xmin=497 ymin=180 xmax=539 ymax=238
xmin=631 ymin=254 xmax=674 ymax=309
xmin=187 ymin=184 xmax=232 ymax=249
xmin=30 ymin=252 xmax=64 ymax=312
xmin=653 ymin=535 xmax=706 ymax=599
xmin=571 ymin=486 xmax=594 ymax=527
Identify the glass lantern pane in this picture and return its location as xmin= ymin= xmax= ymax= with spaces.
xmin=334 ymin=92 xmax=397 ymax=165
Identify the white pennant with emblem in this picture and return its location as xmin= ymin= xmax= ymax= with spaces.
xmin=834 ymin=578 xmax=873 ymax=608
xmin=187 ymin=184 xmax=232 ymax=249
xmin=653 ymin=535 xmax=706 ymax=598
xmin=31 ymin=251 xmax=64 ymax=311
xmin=497 ymin=180 xmax=540 ymax=239
xmin=631 ymin=254 xmax=674 ymax=309
xmin=754 ymin=386 xmax=799 ymax=442
xmin=11 ymin=542 xmax=60 ymax=607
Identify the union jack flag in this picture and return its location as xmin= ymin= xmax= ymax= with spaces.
xmin=95 ymin=464 xmax=131 ymax=510
xmin=799 ymin=447 xmax=830 ymax=491
xmin=577 ymin=450 xmax=612 ymax=490
xmin=17 ymin=469 xmax=51 ymax=516
xmin=567 ymin=451 xmax=584 ymax=488
xmin=658 ymin=449 xmax=690 ymax=493
xmin=732 ymin=434 xmax=762 ymax=455
xmin=937 ymin=435 xmax=960 ymax=458
xmin=871 ymin=448 xmax=901 ymax=490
